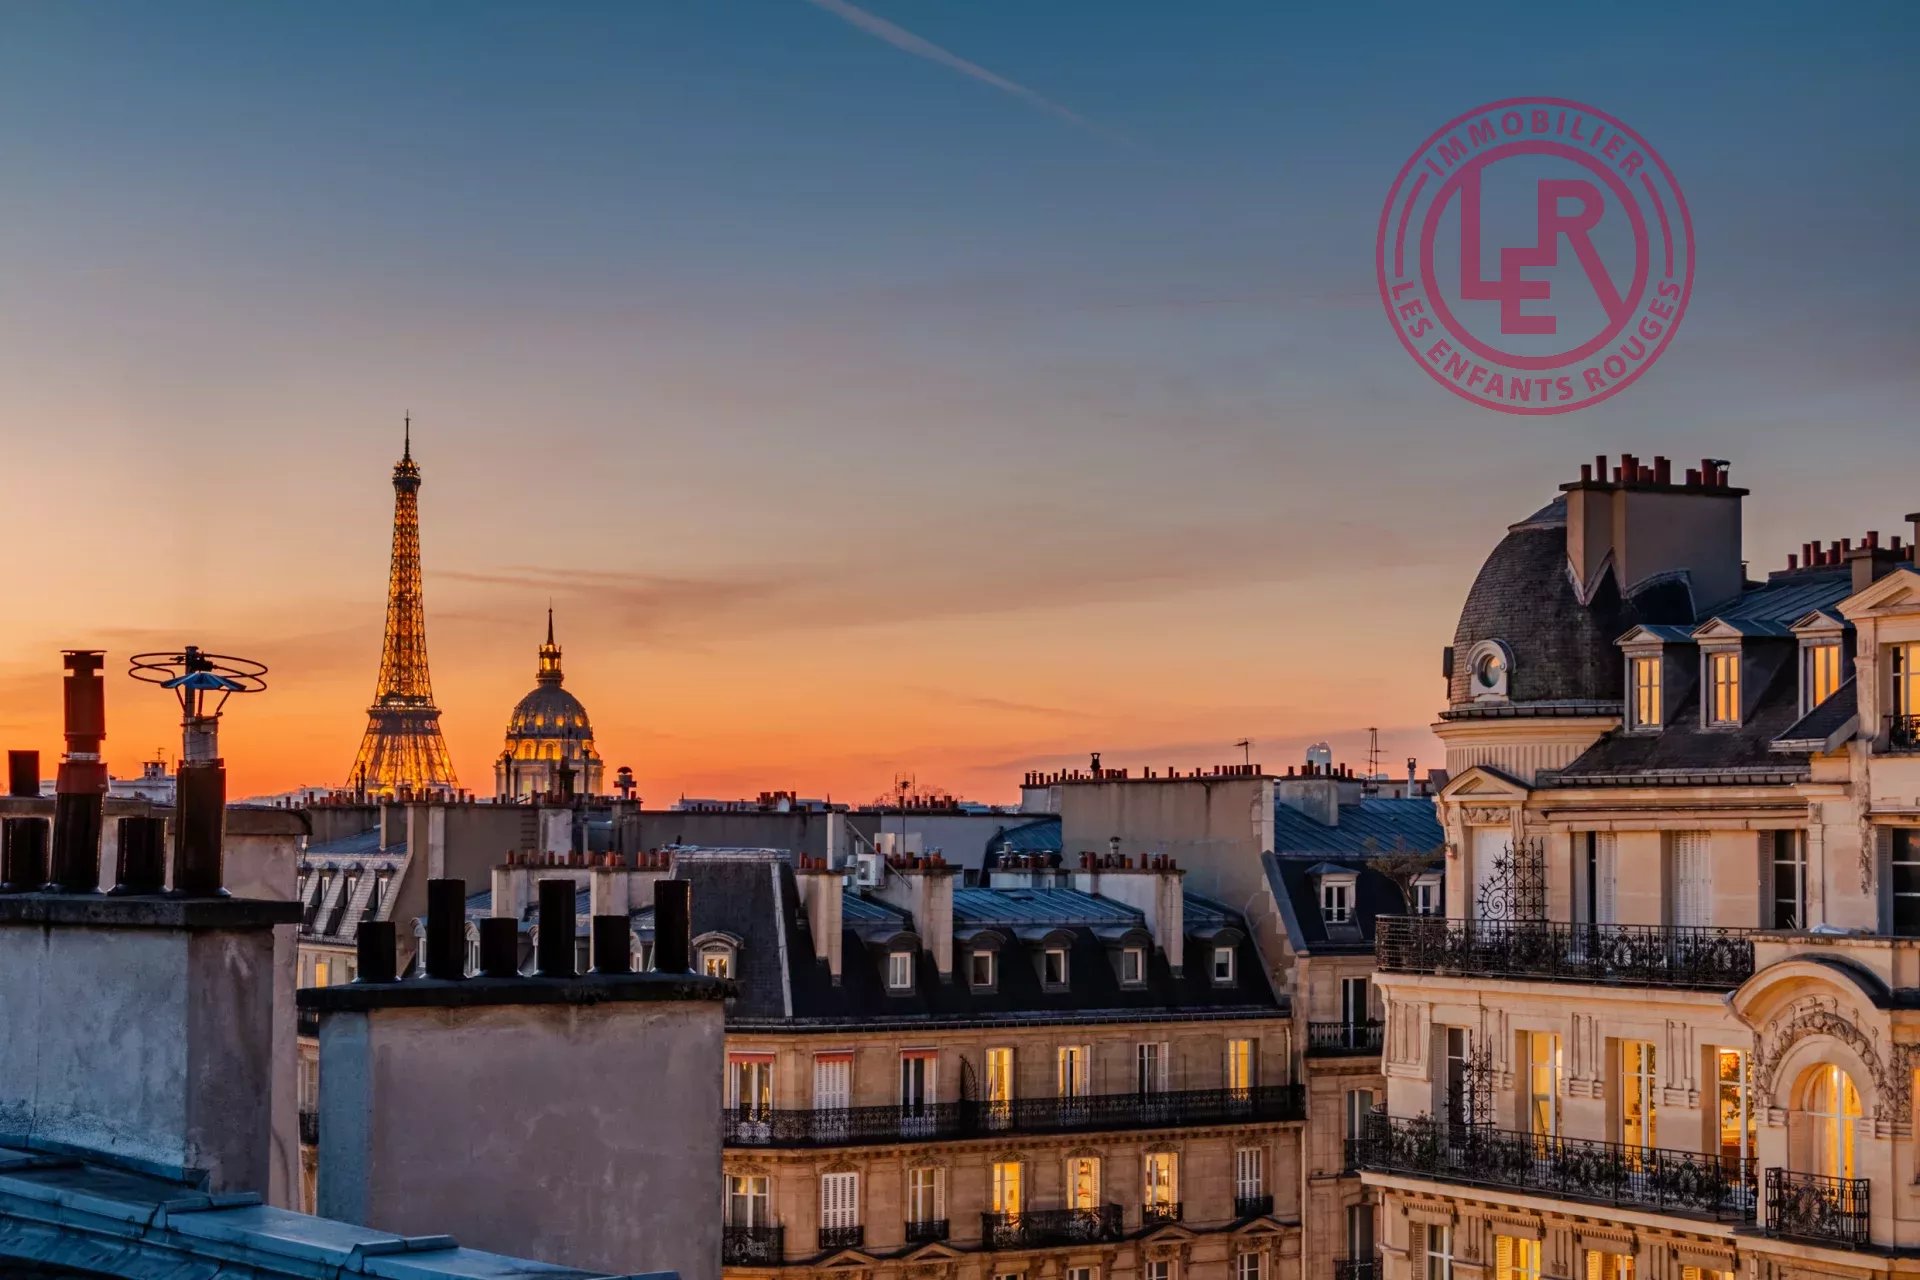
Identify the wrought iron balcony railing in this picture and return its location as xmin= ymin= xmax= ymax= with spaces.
xmin=981 ymin=1205 xmax=1125 ymax=1250
xmin=1334 ymin=1258 xmax=1377 ymax=1280
xmin=904 ymin=1219 xmax=949 ymax=1244
xmin=1142 ymin=1201 xmax=1183 ymax=1226
xmin=298 ymin=1108 xmax=318 ymax=1145
xmin=723 ymin=1224 xmax=785 ymax=1267
xmin=1307 ymin=1021 xmax=1384 ymax=1054
xmin=1234 ymin=1193 xmax=1273 ymax=1219
xmin=1355 ymin=1114 xmax=1756 ymax=1222
xmin=1375 ymin=916 xmax=1754 ymax=990
xmin=817 ymin=1225 xmax=864 ymax=1253
xmin=724 ymin=1083 xmax=1304 ymax=1148
xmin=1765 ymin=1168 xmax=1869 ymax=1248
xmin=1886 ymin=714 xmax=1920 ymax=753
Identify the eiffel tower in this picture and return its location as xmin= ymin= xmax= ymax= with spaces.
xmin=348 ymin=419 xmax=459 ymax=796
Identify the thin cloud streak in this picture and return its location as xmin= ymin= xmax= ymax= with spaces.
xmin=800 ymin=0 xmax=1118 ymax=141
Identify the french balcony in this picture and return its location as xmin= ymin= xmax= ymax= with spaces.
xmin=1356 ymin=1114 xmax=1756 ymax=1223
xmin=723 ymin=1084 xmax=1304 ymax=1148
xmin=904 ymin=1219 xmax=950 ymax=1244
xmin=1234 ymin=1193 xmax=1274 ymax=1219
xmin=981 ymin=1205 xmax=1124 ymax=1250
xmin=1764 ymin=1168 xmax=1870 ymax=1249
xmin=297 ymin=1108 xmax=318 ymax=1146
xmin=723 ymin=1224 xmax=785 ymax=1267
xmin=1307 ymin=1021 xmax=1384 ymax=1055
xmin=1885 ymin=714 xmax=1920 ymax=753
xmin=817 ymin=1225 xmax=864 ymax=1253
xmin=1142 ymin=1201 xmax=1183 ymax=1227
xmin=1376 ymin=916 xmax=1754 ymax=991
xmin=1335 ymin=1258 xmax=1377 ymax=1280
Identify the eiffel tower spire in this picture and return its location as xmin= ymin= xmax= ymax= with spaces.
xmin=348 ymin=419 xmax=459 ymax=795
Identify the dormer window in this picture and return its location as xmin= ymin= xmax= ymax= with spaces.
xmin=1630 ymin=654 xmax=1662 ymax=729
xmin=887 ymin=951 xmax=914 ymax=991
xmin=1412 ymin=873 xmax=1443 ymax=917
xmin=1043 ymin=947 xmax=1069 ymax=988
xmin=969 ymin=949 xmax=996 ymax=989
xmin=1803 ymin=641 xmax=1843 ymax=712
xmin=1120 ymin=947 xmax=1146 ymax=986
xmin=1465 ymin=639 xmax=1513 ymax=702
xmin=1706 ymin=649 xmax=1741 ymax=726
xmin=1320 ymin=880 xmax=1352 ymax=923
xmin=701 ymin=943 xmax=734 ymax=979
xmin=1212 ymin=946 xmax=1236 ymax=986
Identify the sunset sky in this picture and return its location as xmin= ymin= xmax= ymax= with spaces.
xmin=1 ymin=2 xmax=1914 ymax=803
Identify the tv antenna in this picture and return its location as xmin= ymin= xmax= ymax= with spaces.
xmin=1234 ymin=738 xmax=1252 ymax=767
xmin=1366 ymin=726 xmax=1381 ymax=791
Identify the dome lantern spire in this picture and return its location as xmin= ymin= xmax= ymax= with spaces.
xmin=537 ymin=608 xmax=563 ymax=683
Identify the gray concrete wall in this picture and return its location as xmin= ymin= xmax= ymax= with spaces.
xmin=317 ymin=997 xmax=726 ymax=1280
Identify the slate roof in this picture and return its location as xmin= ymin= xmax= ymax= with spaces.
xmin=1271 ymin=797 xmax=1442 ymax=856
xmin=984 ymin=817 xmax=1064 ymax=865
xmin=1773 ymin=679 xmax=1860 ymax=751
xmin=298 ymin=832 xmax=406 ymax=942
xmin=1264 ymin=854 xmax=1436 ymax=954
xmin=1699 ymin=569 xmax=1852 ymax=632
xmin=1547 ymin=659 xmax=1811 ymax=784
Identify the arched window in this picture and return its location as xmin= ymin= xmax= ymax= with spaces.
xmin=1799 ymin=1064 xmax=1862 ymax=1178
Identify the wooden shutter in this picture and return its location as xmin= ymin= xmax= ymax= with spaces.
xmin=1409 ymin=1224 xmax=1427 ymax=1280
xmin=820 ymin=1171 xmax=858 ymax=1229
xmin=1496 ymin=1236 xmax=1513 ymax=1280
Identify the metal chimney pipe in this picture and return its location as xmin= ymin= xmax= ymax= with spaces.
xmin=170 ymin=758 xmax=227 ymax=896
xmin=591 ymin=915 xmax=632 ymax=974
xmin=654 ymin=879 xmax=691 ymax=975
xmin=356 ymin=920 xmax=399 ymax=983
xmin=110 ymin=815 xmax=167 ymax=895
xmin=478 ymin=916 xmax=521 ymax=976
xmin=6 ymin=750 xmax=37 ymax=798
xmin=48 ymin=651 xmax=108 ymax=892
xmin=424 ymin=878 xmax=467 ymax=979
xmin=536 ymin=878 xmax=577 ymax=977
xmin=1 ymin=816 xmax=51 ymax=893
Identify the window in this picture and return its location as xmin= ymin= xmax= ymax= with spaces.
xmin=1892 ymin=829 xmax=1920 ymax=936
xmin=1234 ymin=1254 xmax=1265 ymax=1280
xmin=1707 ymin=650 xmax=1741 ymax=725
xmin=1136 ymin=1042 xmax=1169 ymax=1094
xmin=1525 ymin=1032 xmax=1560 ymax=1137
xmin=819 ymin=1171 xmax=859 ymax=1231
xmin=984 ymin=1047 xmax=1014 ymax=1118
xmin=1441 ymin=1027 xmax=1470 ymax=1126
xmin=1145 ymin=1263 xmax=1172 ymax=1280
xmin=638 ymin=939 xmax=655 ymax=972
xmin=1043 ymin=947 xmax=1069 ymax=986
xmin=907 ymin=1166 xmax=944 ymax=1224
xmin=899 ymin=1051 xmax=936 ymax=1112
xmin=1496 ymin=1237 xmax=1541 ymax=1280
xmin=1341 ymin=976 xmax=1370 ymax=1028
xmin=969 ymin=949 xmax=995 ymax=988
xmin=1320 ymin=879 xmax=1352 ymax=923
xmin=1235 ymin=1146 xmax=1265 ymax=1200
xmin=1121 ymin=947 xmax=1146 ymax=985
xmin=1057 ymin=1045 xmax=1090 ymax=1097
xmin=1346 ymin=1204 xmax=1374 ymax=1260
xmin=1226 ymin=1038 xmax=1256 ymax=1093
xmin=1630 ymin=654 xmax=1662 ymax=728
xmin=1413 ymin=877 xmax=1440 ymax=916
xmin=1066 ymin=1156 xmax=1101 ymax=1209
xmin=1622 ymin=1041 xmax=1657 ymax=1153
xmin=1681 ymin=1269 xmax=1733 ymax=1280
xmin=1804 ymin=1064 xmax=1861 ymax=1179
xmin=464 ymin=928 xmax=480 ymax=977
xmin=1212 ymin=946 xmax=1236 ymax=985
xmin=701 ymin=944 xmax=733 ymax=978
xmin=313 ymin=958 xmax=331 ymax=988
xmin=813 ymin=1053 xmax=852 ymax=1111
xmin=1345 ymin=1088 xmax=1375 ymax=1142
xmin=1891 ymin=642 xmax=1920 ymax=720
xmin=1070 ymin=1268 xmax=1099 ymax=1280
xmin=1669 ymin=831 xmax=1712 ymax=928
xmin=728 ymin=1053 xmax=774 ymax=1114
xmin=1803 ymin=641 xmax=1842 ymax=712
xmin=1771 ymin=830 xmax=1807 ymax=929
xmin=1717 ymin=1049 xmax=1755 ymax=1165
xmin=1143 ymin=1151 xmax=1178 ymax=1210
xmin=990 ymin=1160 xmax=1022 ymax=1214
xmin=1426 ymin=1224 xmax=1454 ymax=1280
xmin=1584 ymin=1253 xmax=1633 ymax=1280
xmin=727 ymin=1174 xmax=772 ymax=1227
xmin=887 ymin=951 xmax=913 ymax=990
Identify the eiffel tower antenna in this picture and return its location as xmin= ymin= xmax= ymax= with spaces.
xmin=348 ymin=418 xmax=459 ymax=796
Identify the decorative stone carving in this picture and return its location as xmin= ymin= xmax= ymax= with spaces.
xmin=1462 ymin=806 xmax=1512 ymax=827
xmin=1752 ymin=993 xmax=1910 ymax=1130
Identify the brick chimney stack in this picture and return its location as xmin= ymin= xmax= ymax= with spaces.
xmin=1563 ymin=453 xmax=1747 ymax=611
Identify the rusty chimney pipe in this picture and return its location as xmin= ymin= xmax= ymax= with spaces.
xmin=6 ymin=750 xmax=37 ymax=798
xmin=49 ymin=650 xmax=108 ymax=893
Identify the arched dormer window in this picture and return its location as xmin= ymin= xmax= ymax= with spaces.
xmin=694 ymin=931 xmax=744 ymax=980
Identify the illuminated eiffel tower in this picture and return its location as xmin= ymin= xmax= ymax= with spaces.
xmin=348 ymin=419 xmax=459 ymax=796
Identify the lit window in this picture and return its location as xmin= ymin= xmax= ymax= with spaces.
xmin=984 ymin=1047 xmax=1014 ymax=1110
xmin=1212 ymin=946 xmax=1236 ymax=984
xmin=702 ymin=945 xmax=733 ymax=978
xmin=887 ymin=951 xmax=913 ymax=990
xmin=1320 ymin=880 xmax=1352 ymax=923
xmin=1043 ymin=947 xmax=1069 ymax=986
xmin=1235 ymin=1255 xmax=1265 ymax=1280
xmin=1526 ymin=1032 xmax=1560 ymax=1137
xmin=1718 ymin=1049 xmax=1755 ymax=1165
xmin=990 ymin=1160 xmax=1022 ymax=1214
xmin=1585 ymin=1252 xmax=1633 ymax=1280
xmin=726 ymin=1173 xmax=772 ymax=1227
xmin=1143 ymin=1151 xmax=1178 ymax=1210
xmin=1226 ymin=1038 xmax=1256 ymax=1092
xmin=1893 ymin=643 xmax=1920 ymax=724
xmin=1630 ymin=655 xmax=1662 ymax=728
xmin=1057 ymin=1045 xmax=1090 ymax=1097
xmin=1496 ymin=1236 xmax=1540 ymax=1280
xmin=1803 ymin=642 xmax=1842 ymax=712
xmin=969 ymin=949 xmax=995 ymax=988
xmin=1805 ymin=1064 xmax=1862 ymax=1179
xmin=1622 ymin=1041 xmax=1657 ymax=1152
xmin=1121 ymin=947 xmax=1146 ymax=985
xmin=728 ymin=1053 xmax=774 ymax=1114
xmin=1707 ymin=650 xmax=1741 ymax=725
xmin=1066 ymin=1156 xmax=1101 ymax=1209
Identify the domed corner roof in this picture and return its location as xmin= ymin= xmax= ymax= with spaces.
xmin=1446 ymin=494 xmax=1692 ymax=709
xmin=506 ymin=681 xmax=594 ymax=737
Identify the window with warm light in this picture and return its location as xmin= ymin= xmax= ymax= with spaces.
xmin=985 ymin=1047 xmax=1014 ymax=1112
xmin=1706 ymin=650 xmax=1741 ymax=725
xmin=701 ymin=944 xmax=733 ymax=978
xmin=990 ymin=1161 xmax=1022 ymax=1214
xmin=728 ymin=1053 xmax=774 ymax=1114
xmin=1585 ymin=1252 xmax=1633 ymax=1280
xmin=1630 ymin=654 xmax=1662 ymax=728
xmin=1496 ymin=1236 xmax=1540 ymax=1280
xmin=1226 ymin=1038 xmax=1256 ymax=1093
xmin=1057 ymin=1045 xmax=1090 ymax=1097
xmin=1526 ymin=1031 xmax=1560 ymax=1137
xmin=1143 ymin=1151 xmax=1178 ymax=1210
xmin=727 ymin=1174 xmax=772 ymax=1227
xmin=1066 ymin=1156 xmax=1101 ymax=1209
xmin=1622 ymin=1041 xmax=1657 ymax=1153
xmin=1718 ymin=1049 xmax=1755 ymax=1165
xmin=1803 ymin=641 xmax=1842 ymax=712
xmin=1805 ymin=1064 xmax=1861 ymax=1179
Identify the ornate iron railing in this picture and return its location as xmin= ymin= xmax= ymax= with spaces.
xmin=1887 ymin=714 xmax=1920 ymax=752
xmin=298 ymin=1108 xmax=318 ymax=1145
xmin=1234 ymin=1193 xmax=1273 ymax=1219
xmin=1334 ymin=1258 xmax=1377 ymax=1280
xmin=1765 ymin=1168 xmax=1869 ymax=1248
xmin=1356 ymin=1114 xmax=1755 ymax=1221
xmin=1142 ymin=1201 xmax=1183 ymax=1226
xmin=723 ymin=1224 xmax=785 ymax=1266
xmin=1375 ymin=916 xmax=1755 ymax=990
xmin=981 ymin=1205 xmax=1125 ymax=1249
xmin=724 ymin=1084 xmax=1303 ymax=1148
xmin=1308 ymin=1021 xmax=1384 ymax=1054
xmin=817 ymin=1225 xmax=864 ymax=1252
xmin=904 ymin=1219 xmax=949 ymax=1243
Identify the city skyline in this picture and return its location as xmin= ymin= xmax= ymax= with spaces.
xmin=1 ymin=1 xmax=1914 ymax=800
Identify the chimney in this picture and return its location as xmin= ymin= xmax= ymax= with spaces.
xmin=1069 ymin=858 xmax=1186 ymax=975
xmin=794 ymin=859 xmax=845 ymax=981
xmin=49 ymin=650 xmax=107 ymax=892
xmin=1563 ymin=453 xmax=1747 ymax=610
xmin=874 ymin=859 xmax=957 ymax=979
xmin=6 ymin=749 xmax=37 ymax=798
xmin=1850 ymin=539 xmax=1905 ymax=593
